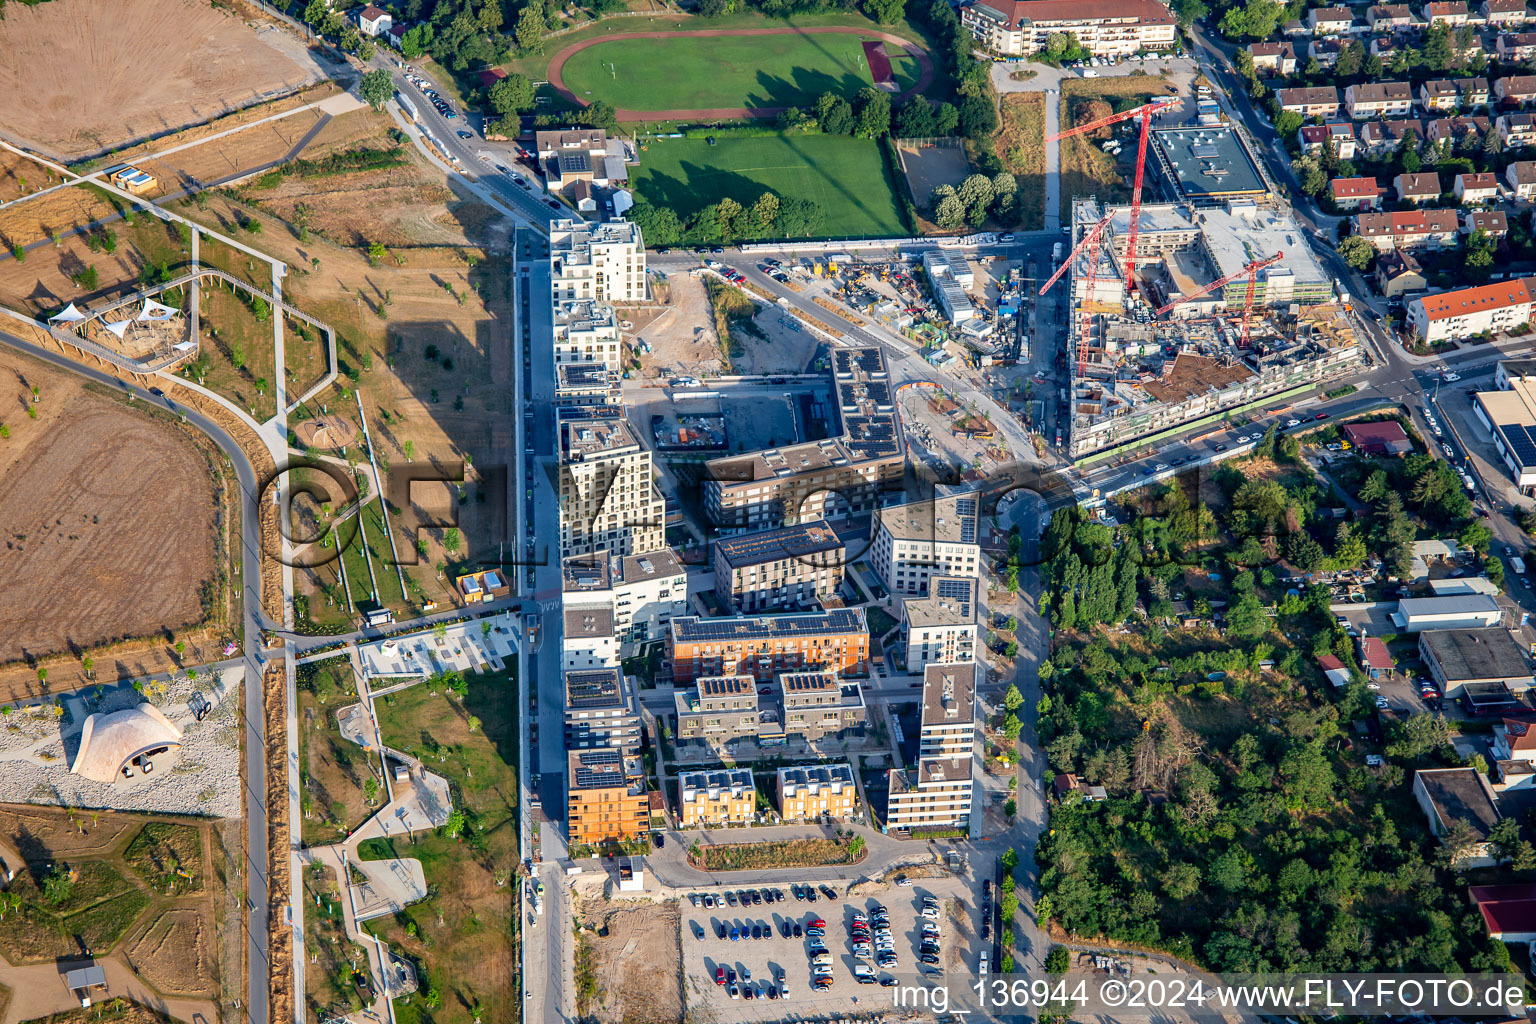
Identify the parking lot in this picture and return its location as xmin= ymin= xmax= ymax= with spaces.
xmin=679 ymin=877 xmax=986 ymax=1019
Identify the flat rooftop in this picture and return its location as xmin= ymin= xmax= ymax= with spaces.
xmin=696 ymin=675 xmax=757 ymax=697
xmin=567 ymin=748 xmax=644 ymax=793
xmin=564 ymin=667 xmax=630 ymax=711
xmin=922 ymin=662 xmax=976 ymax=727
xmin=1192 ymin=203 xmax=1331 ymax=289
xmin=671 ymin=607 xmax=868 ymax=644
xmin=917 ymin=755 xmax=974 ymax=785
xmin=1153 ymin=125 xmax=1269 ymax=201
xmin=554 ymin=299 xmax=616 ymax=333
xmin=564 ymin=606 xmax=615 ymax=638
xmin=778 ymin=762 xmax=856 ymax=789
xmin=565 ymin=547 xmax=683 ymax=592
xmin=1420 ymin=628 xmax=1531 ymax=681
xmin=1416 ymin=767 xmax=1499 ymax=840
xmin=557 ymin=361 xmax=618 ymax=391
xmin=560 ymin=415 xmax=640 ymax=461
xmin=876 ymin=493 xmax=980 ymax=545
xmin=678 ymin=767 xmax=753 ymax=793
xmin=904 ymin=576 xmax=979 ymax=628
xmin=714 ymin=521 xmax=846 ymax=569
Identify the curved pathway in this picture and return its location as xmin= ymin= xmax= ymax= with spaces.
xmin=546 ymin=27 xmax=935 ymax=122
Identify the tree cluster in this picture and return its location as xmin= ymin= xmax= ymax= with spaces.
xmin=929 ymin=172 xmax=1017 ymax=229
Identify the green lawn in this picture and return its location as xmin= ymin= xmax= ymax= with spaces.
xmin=634 ymin=134 xmax=907 ymax=239
xmin=559 ymin=32 xmax=920 ymax=112
xmin=337 ymin=498 xmax=405 ymax=612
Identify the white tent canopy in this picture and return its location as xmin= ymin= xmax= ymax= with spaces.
xmin=103 ymin=319 xmax=131 ymax=340
xmin=136 ymin=298 xmax=179 ymax=322
xmin=48 ymin=303 xmax=86 ymax=323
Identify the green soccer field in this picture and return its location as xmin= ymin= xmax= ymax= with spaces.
xmin=558 ymin=32 xmax=922 ymax=112
xmin=633 ymin=134 xmax=908 ymax=239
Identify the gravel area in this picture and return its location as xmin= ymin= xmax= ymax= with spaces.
xmin=0 ymin=664 xmax=243 ymax=817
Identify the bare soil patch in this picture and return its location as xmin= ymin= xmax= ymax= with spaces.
xmin=578 ymin=899 xmax=683 ymax=1024
xmin=636 ymin=273 xmax=726 ymax=380
xmin=124 ymin=906 xmax=216 ymax=995
xmin=898 ymin=141 xmax=970 ymax=206
xmin=0 ymin=351 xmax=218 ymax=665
xmin=0 ymin=0 xmax=325 ymax=159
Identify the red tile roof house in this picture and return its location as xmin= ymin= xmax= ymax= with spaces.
xmin=1330 ymin=176 xmax=1382 ymax=210
xmin=1426 ymin=115 xmax=1488 ymax=148
xmin=1494 ymin=718 xmax=1536 ymax=760
xmin=1308 ymin=37 xmax=1343 ymax=65
xmin=1484 ymin=0 xmax=1536 ymax=26
xmin=1495 ymin=75 xmax=1536 ymax=107
xmin=1278 ymin=86 xmax=1342 ymax=117
xmin=1345 ymin=81 xmax=1414 ymax=119
xmin=1357 ymin=118 xmax=1423 ymax=155
xmin=1343 ymin=419 xmax=1414 ymax=456
xmin=1367 ymin=2 xmax=1414 ymax=30
xmin=1507 ymin=159 xmax=1536 ymax=198
xmin=1456 ymin=172 xmax=1500 ymax=204
xmin=1420 ymin=78 xmax=1461 ymax=112
xmin=1458 ymin=77 xmax=1491 ymax=106
xmin=1394 ymin=171 xmax=1443 ymax=204
xmin=1498 ymin=31 xmax=1536 ymax=61
xmin=1298 ymin=122 xmax=1356 ymax=158
xmin=1426 ymin=0 xmax=1471 ymax=24
xmin=1318 ymin=654 xmax=1352 ymax=688
xmin=1352 ymin=209 xmax=1460 ymax=251
xmin=1470 ymin=883 xmax=1536 ymax=942
xmin=1499 ymin=112 xmax=1536 ymax=147
xmin=1463 ymin=208 xmax=1510 ymax=239
xmin=1306 ymin=4 xmax=1353 ymax=32
xmin=1248 ymin=41 xmax=1298 ymax=74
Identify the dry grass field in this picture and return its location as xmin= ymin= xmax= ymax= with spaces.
xmin=0 ymin=184 xmax=118 ymax=256
xmin=0 ymin=0 xmax=326 ymax=159
xmin=1058 ymin=76 xmax=1176 ymax=223
xmin=0 ymin=348 xmax=219 ymax=666
xmin=998 ymin=93 xmax=1046 ymax=231
xmin=169 ymin=187 xmax=513 ymax=624
xmin=0 ymin=210 xmax=193 ymax=316
xmin=576 ymin=900 xmax=684 ymax=1024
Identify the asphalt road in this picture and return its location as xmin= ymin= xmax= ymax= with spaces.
xmin=0 ymin=327 xmax=273 ymax=1024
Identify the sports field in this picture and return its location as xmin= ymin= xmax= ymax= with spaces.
xmin=558 ymin=31 xmax=923 ymax=112
xmin=634 ymin=134 xmax=907 ymax=239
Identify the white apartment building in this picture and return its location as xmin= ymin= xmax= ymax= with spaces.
xmin=1408 ymin=278 xmax=1536 ymax=342
xmin=563 ymin=607 xmax=619 ymax=671
xmin=558 ymin=414 xmax=666 ymax=561
xmin=562 ymin=546 xmax=688 ymax=651
xmin=886 ymin=757 xmax=975 ymax=832
xmin=901 ymin=577 xmax=978 ymax=671
xmin=550 ymin=219 xmax=647 ymax=303
xmin=870 ymin=493 xmax=983 ymax=596
xmin=960 ymin=0 xmax=1177 ymax=56
xmin=553 ymin=300 xmax=622 ymax=373
xmin=919 ymin=662 xmax=978 ymax=759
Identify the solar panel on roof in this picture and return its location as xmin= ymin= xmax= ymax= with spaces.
xmin=1512 ymin=426 xmax=1536 ymax=468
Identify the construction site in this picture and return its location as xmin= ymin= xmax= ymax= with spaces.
xmin=1035 ymin=99 xmax=1368 ymax=461
xmin=1056 ymin=194 xmax=1365 ymax=461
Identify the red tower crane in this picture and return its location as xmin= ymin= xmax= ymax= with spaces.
xmin=1038 ymin=211 xmax=1114 ymax=378
xmin=1155 ymin=251 xmax=1284 ymax=348
xmin=1047 ymin=99 xmax=1178 ymax=297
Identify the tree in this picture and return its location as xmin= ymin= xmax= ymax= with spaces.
xmin=1003 ymin=683 xmax=1025 ymax=713
xmin=862 ymin=0 xmax=906 ymax=24
xmin=1459 ymin=519 xmax=1494 ymax=556
xmin=934 ymin=102 xmax=960 ymax=136
xmin=957 ymin=173 xmax=995 ymax=219
xmin=1435 ymin=817 xmax=1482 ymax=869
xmin=1423 ymin=23 xmax=1454 ymax=71
xmin=895 ymin=98 xmax=936 ymax=138
xmin=441 ymin=809 xmax=467 ymax=839
xmin=478 ymin=0 xmax=504 ymax=33
xmin=367 ymin=241 xmax=387 ymax=267
xmin=364 ymin=777 xmax=379 ymax=804
xmin=935 ymin=194 xmax=966 ymax=230
xmin=1219 ymin=0 xmax=1280 ymax=40
xmin=1172 ymin=0 xmax=1208 ymax=24
xmin=629 ymin=202 xmax=683 ymax=248
xmin=1337 ymin=234 xmax=1376 ymax=271
xmin=853 ymin=88 xmax=892 ymax=138
xmin=1003 ymin=712 xmax=1023 ymax=742
xmin=1492 ymin=818 xmax=1536 ymax=871
xmin=752 ymin=192 xmax=780 ymax=229
xmin=1001 ymin=847 xmax=1020 ymax=872
xmin=443 ymin=527 xmax=462 ymax=552
xmin=816 ymin=93 xmax=854 ymax=135
xmin=489 ymin=74 xmax=536 ymax=119
xmin=1274 ymin=109 xmax=1304 ymax=138
xmin=1337 ymin=40 xmax=1364 ymax=77
xmin=360 ymin=69 xmax=393 ymax=111
xmin=958 ymin=92 xmax=998 ymax=138
xmin=1464 ymin=227 xmax=1496 ymax=283
xmin=514 ymin=3 xmax=544 ymax=53
xmin=43 ymin=865 xmax=73 ymax=905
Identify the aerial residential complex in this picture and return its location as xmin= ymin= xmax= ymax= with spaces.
xmin=563 ymin=667 xmax=642 ymax=753
xmin=667 ymin=608 xmax=871 ymax=684
xmin=550 ymin=218 xmax=647 ymax=302
xmin=557 ymin=415 xmax=667 ymax=559
xmin=702 ymin=347 xmax=904 ymax=530
xmin=899 ymin=576 xmax=980 ymax=670
xmin=959 ymin=0 xmax=1178 ymax=57
xmin=870 ymin=493 xmax=984 ymax=596
xmin=562 ymin=546 xmax=688 ymax=650
xmin=711 ymin=521 xmax=847 ymax=613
